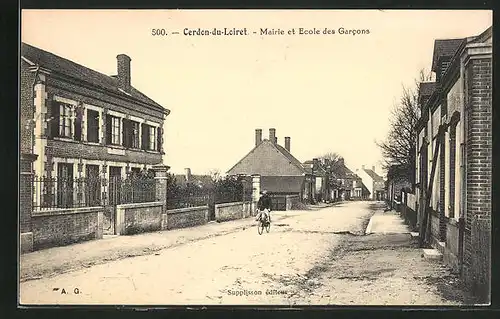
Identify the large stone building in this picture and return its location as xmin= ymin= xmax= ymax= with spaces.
xmin=414 ymin=26 xmax=492 ymax=301
xmin=21 ymin=43 xmax=170 ymax=210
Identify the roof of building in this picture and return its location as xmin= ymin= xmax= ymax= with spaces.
xmin=261 ymin=176 xmax=304 ymax=193
xmin=471 ymin=26 xmax=492 ymax=44
xmin=431 ymin=38 xmax=465 ymax=72
xmin=363 ymin=168 xmax=384 ymax=182
xmin=226 ymin=139 xmax=307 ymax=176
xmin=419 ymin=82 xmax=436 ymax=98
xmin=302 ymin=161 xmax=326 ymax=176
xmin=361 ymin=183 xmax=371 ymax=195
xmin=274 ymin=143 xmax=306 ymax=173
xmin=21 ymin=42 xmax=168 ymax=113
xmin=330 ymin=160 xmax=356 ymax=180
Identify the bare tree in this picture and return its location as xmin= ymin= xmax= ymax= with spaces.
xmin=376 ymin=69 xmax=432 ymax=186
xmin=320 ymin=152 xmax=343 ymax=164
xmin=207 ymin=169 xmax=222 ymax=183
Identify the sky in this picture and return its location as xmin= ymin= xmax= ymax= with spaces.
xmin=21 ymin=10 xmax=492 ymax=176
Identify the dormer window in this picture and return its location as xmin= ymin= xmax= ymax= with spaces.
xmin=440 ymin=60 xmax=451 ymax=78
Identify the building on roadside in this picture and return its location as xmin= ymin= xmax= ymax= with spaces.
xmin=226 ymin=128 xmax=314 ymax=209
xmin=357 ymin=165 xmax=386 ymax=201
xmin=413 ymin=26 xmax=492 ymax=302
xmin=21 ymin=42 xmax=170 ymax=209
xmin=303 ymin=159 xmax=328 ymax=203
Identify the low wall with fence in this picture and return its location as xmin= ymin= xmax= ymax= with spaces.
xmin=31 ymin=207 xmax=104 ymax=250
xmin=164 ymin=206 xmax=209 ymax=230
xmin=400 ymin=192 xmax=418 ymax=231
xmin=116 ymin=201 xmax=164 ymax=235
xmin=214 ymin=201 xmax=252 ymax=222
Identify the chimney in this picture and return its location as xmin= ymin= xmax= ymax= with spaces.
xmin=362 ymin=165 xmax=365 ymax=169
xmin=255 ymin=129 xmax=262 ymax=146
xmin=269 ymin=128 xmax=276 ymax=144
xmin=284 ymin=137 xmax=291 ymax=152
xmin=184 ymin=168 xmax=191 ymax=183
xmin=313 ymin=158 xmax=319 ymax=170
xmin=117 ymin=54 xmax=131 ymax=93
xmin=372 ymin=166 xmax=375 ymax=172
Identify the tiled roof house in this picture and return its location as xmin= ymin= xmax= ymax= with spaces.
xmin=21 ymin=42 xmax=170 ymax=209
xmin=412 ymin=26 xmax=492 ymax=299
xmin=227 ymin=128 xmax=311 ymax=200
xmin=357 ymin=166 xmax=386 ymax=201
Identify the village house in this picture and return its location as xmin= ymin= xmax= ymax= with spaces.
xmin=351 ymin=176 xmax=370 ymax=200
xmin=357 ymin=165 xmax=386 ymax=201
xmin=329 ymin=158 xmax=359 ymax=201
xmin=20 ymin=42 xmax=170 ymax=250
xmin=21 ymin=43 xmax=169 ymax=205
xmin=302 ymin=159 xmax=328 ymax=203
xmin=414 ymin=26 xmax=491 ymax=301
xmin=226 ymin=128 xmax=313 ymax=209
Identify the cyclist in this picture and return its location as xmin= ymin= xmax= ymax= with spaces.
xmin=255 ymin=190 xmax=272 ymax=223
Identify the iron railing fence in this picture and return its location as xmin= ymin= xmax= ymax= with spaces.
xmin=167 ymin=194 xmax=211 ymax=210
xmin=33 ymin=175 xmax=156 ymax=210
xmin=166 ymin=179 xmax=251 ymax=210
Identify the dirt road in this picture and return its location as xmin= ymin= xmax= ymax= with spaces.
xmin=20 ymin=201 xmax=468 ymax=305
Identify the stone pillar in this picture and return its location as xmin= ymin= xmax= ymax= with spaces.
xmin=251 ymin=174 xmax=261 ymax=215
xmin=152 ymin=164 xmax=170 ymax=213
xmin=20 ymin=153 xmax=38 ymax=254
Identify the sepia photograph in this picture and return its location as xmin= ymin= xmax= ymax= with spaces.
xmin=19 ymin=9 xmax=492 ymax=306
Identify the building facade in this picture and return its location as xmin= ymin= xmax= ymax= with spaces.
xmin=21 ymin=43 xmax=170 ymax=209
xmin=414 ymin=27 xmax=491 ymax=301
xmin=357 ymin=166 xmax=386 ymax=200
xmin=227 ymin=128 xmax=311 ymax=207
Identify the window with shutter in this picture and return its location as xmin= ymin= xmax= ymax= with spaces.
xmin=122 ymin=118 xmax=129 ymax=147
xmin=141 ymin=123 xmax=148 ymax=150
xmin=111 ymin=117 xmax=120 ymax=145
xmin=106 ymin=114 xmax=112 ymax=145
xmin=131 ymin=121 xmax=140 ymax=149
xmin=86 ymin=110 xmax=100 ymax=143
xmin=59 ymin=103 xmax=72 ymax=138
xmin=50 ymin=99 xmax=60 ymax=138
xmin=148 ymin=125 xmax=156 ymax=151
xmin=157 ymin=127 xmax=162 ymax=152
xmin=74 ymin=106 xmax=82 ymax=141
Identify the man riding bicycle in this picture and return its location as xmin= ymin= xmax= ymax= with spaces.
xmin=255 ymin=190 xmax=272 ymax=223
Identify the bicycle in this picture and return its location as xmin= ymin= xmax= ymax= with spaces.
xmin=257 ymin=210 xmax=271 ymax=235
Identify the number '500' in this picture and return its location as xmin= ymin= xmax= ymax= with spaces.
xmin=152 ymin=29 xmax=167 ymax=36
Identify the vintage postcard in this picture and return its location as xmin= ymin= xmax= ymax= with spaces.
xmin=19 ymin=9 xmax=492 ymax=306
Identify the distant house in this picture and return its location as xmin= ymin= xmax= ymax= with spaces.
xmin=226 ymin=128 xmax=313 ymax=207
xmin=303 ymin=159 xmax=328 ymax=202
xmin=352 ymin=176 xmax=370 ymax=200
xmin=357 ymin=165 xmax=386 ymax=201
xmin=328 ymin=158 xmax=359 ymax=201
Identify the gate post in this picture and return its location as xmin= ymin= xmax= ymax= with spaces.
xmin=152 ymin=164 xmax=170 ymax=214
xmin=251 ymin=174 xmax=261 ymax=216
xmin=20 ymin=153 xmax=38 ymax=254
